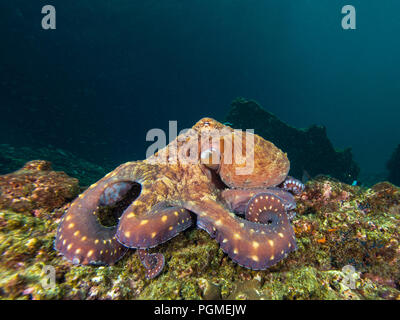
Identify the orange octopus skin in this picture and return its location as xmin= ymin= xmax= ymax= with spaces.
xmin=55 ymin=118 xmax=297 ymax=277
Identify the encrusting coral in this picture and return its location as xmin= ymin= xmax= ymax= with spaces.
xmin=0 ymin=164 xmax=399 ymax=299
xmin=0 ymin=160 xmax=79 ymax=215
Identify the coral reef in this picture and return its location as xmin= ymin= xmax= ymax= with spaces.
xmin=387 ymin=144 xmax=400 ymax=186
xmin=0 ymin=168 xmax=399 ymax=300
xmin=0 ymin=160 xmax=79 ymax=215
xmin=224 ymin=98 xmax=360 ymax=184
xmin=0 ymin=144 xmax=108 ymax=186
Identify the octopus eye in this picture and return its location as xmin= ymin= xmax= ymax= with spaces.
xmin=200 ymin=148 xmax=221 ymax=170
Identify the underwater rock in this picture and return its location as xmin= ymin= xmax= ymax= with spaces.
xmin=226 ymin=279 xmax=268 ymax=300
xmin=0 ymin=160 xmax=79 ymax=214
xmin=224 ymin=98 xmax=360 ymax=184
xmin=198 ymin=278 xmax=221 ymax=300
xmin=387 ymin=144 xmax=400 ymax=186
xmin=0 ymin=175 xmax=399 ymax=299
xmin=294 ymin=178 xmax=400 ymax=286
xmin=0 ymin=144 xmax=108 ymax=186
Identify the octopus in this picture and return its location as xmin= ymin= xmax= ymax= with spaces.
xmin=55 ymin=118 xmax=304 ymax=279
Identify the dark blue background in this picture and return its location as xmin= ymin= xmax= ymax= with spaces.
xmin=1 ymin=1 xmax=399 ymax=175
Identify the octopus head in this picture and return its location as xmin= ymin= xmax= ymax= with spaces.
xmin=194 ymin=118 xmax=290 ymax=189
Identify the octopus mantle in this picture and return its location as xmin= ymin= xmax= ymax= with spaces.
xmin=55 ymin=118 xmax=303 ymax=278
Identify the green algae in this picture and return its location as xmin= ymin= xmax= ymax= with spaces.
xmin=0 ymin=178 xmax=400 ymax=300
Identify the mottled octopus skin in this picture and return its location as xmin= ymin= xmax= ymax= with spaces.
xmin=55 ymin=117 xmax=298 ymax=276
xmin=137 ymin=249 xmax=165 ymax=279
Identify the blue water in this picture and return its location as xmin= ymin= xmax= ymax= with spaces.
xmin=1 ymin=0 xmax=399 ymax=177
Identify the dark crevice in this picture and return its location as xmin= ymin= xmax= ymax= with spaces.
xmin=203 ymin=165 xmax=229 ymax=191
xmin=97 ymin=182 xmax=141 ymax=227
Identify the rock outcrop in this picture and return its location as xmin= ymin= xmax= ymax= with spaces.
xmin=0 ymin=160 xmax=79 ymax=214
xmin=387 ymin=144 xmax=400 ymax=187
xmin=224 ymin=98 xmax=360 ymax=184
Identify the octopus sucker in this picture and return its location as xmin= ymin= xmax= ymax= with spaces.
xmin=245 ymin=192 xmax=287 ymax=225
xmin=279 ymin=176 xmax=305 ymax=195
xmin=222 ymin=187 xmax=297 ymax=214
xmin=55 ymin=117 xmax=300 ymax=277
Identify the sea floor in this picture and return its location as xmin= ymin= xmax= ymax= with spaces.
xmin=0 ymin=161 xmax=399 ymax=300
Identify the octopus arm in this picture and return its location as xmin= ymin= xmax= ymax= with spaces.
xmin=222 ymin=188 xmax=296 ymax=214
xmin=55 ymin=177 xmax=131 ymax=265
xmin=116 ymin=204 xmax=193 ymax=249
xmin=186 ymin=200 xmax=297 ymax=270
xmin=279 ymin=176 xmax=305 ymax=194
xmin=221 ymin=188 xmax=274 ymax=213
xmin=221 ymin=189 xmax=257 ymax=214
xmin=137 ymin=249 xmax=165 ymax=279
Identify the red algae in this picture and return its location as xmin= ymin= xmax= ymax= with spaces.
xmin=0 ymin=160 xmax=79 ymax=214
